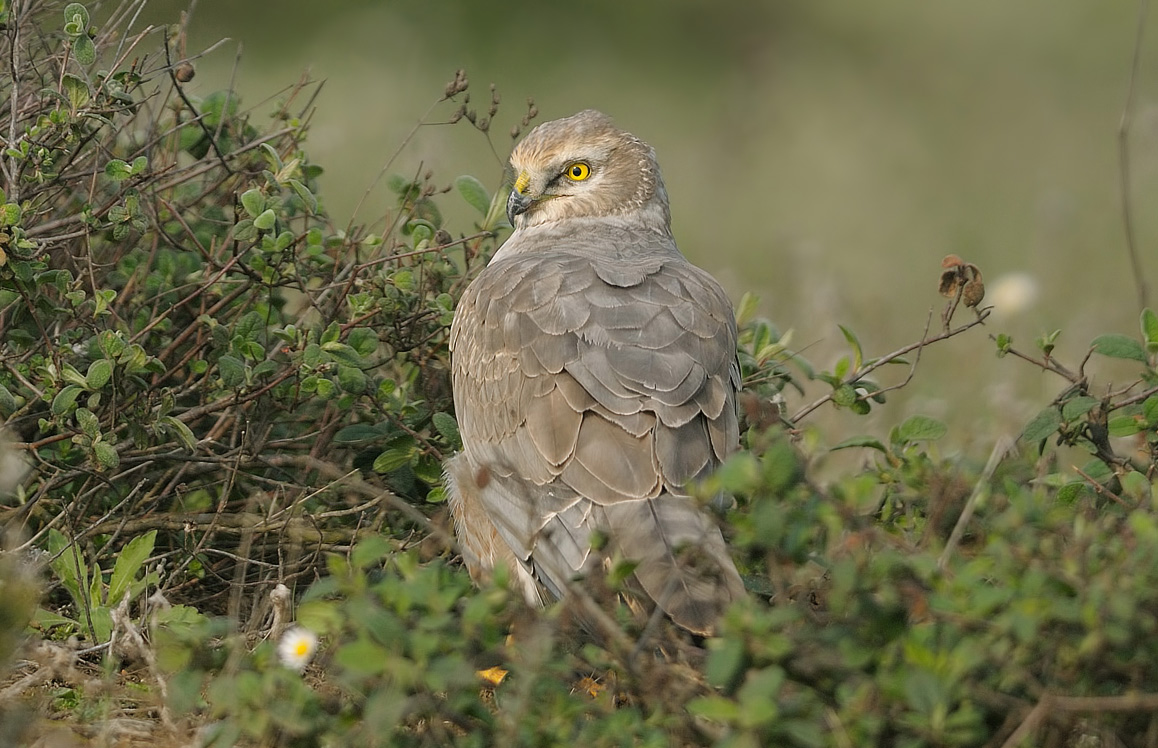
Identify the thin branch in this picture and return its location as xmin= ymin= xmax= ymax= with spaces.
xmin=1072 ymin=464 xmax=1131 ymax=508
xmin=5 ymin=0 xmax=24 ymax=203
xmin=1000 ymin=690 xmax=1158 ymax=748
xmin=991 ymin=337 xmax=1081 ymax=383
xmin=1117 ymin=382 xmax=1158 ymax=409
xmin=791 ymin=308 xmax=991 ymax=423
xmin=163 ymin=28 xmax=233 ymax=174
xmin=347 ymin=95 xmax=448 ymax=232
xmin=1119 ymin=0 xmax=1151 ymax=313
xmin=938 ymin=435 xmax=1014 ymax=571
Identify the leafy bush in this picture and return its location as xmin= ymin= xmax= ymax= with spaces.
xmin=1 ymin=2 xmax=1158 ymax=747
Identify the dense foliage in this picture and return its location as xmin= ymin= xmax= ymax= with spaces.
xmin=1 ymin=2 xmax=1157 ymax=747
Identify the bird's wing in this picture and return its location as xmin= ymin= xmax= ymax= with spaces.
xmin=450 ymin=241 xmax=743 ymax=633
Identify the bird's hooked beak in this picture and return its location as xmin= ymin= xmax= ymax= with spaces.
xmin=507 ymin=171 xmax=534 ymax=227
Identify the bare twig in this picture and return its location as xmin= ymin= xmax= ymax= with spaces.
xmin=163 ymin=27 xmax=233 ymax=174
xmin=990 ymin=337 xmax=1081 ymax=383
xmin=938 ymin=435 xmax=1015 ymax=571
xmin=1072 ymin=464 xmax=1131 ymax=508
xmin=4 ymin=0 xmax=23 ymax=203
xmin=791 ymin=308 xmax=991 ymax=423
xmin=110 ymin=592 xmax=175 ymax=729
xmin=1118 ymin=0 xmax=1151 ymax=313
xmin=1000 ymin=690 xmax=1158 ymax=748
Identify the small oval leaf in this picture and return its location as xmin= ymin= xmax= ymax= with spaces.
xmin=1091 ymin=334 xmax=1147 ymax=362
xmin=51 ymin=385 xmax=83 ymax=416
xmin=1021 ymin=407 xmax=1062 ymax=449
xmin=253 ymin=208 xmax=277 ymax=231
xmin=86 ymin=359 xmax=113 ymax=390
xmin=454 ymin=175 xmax=490 ymax=216
xmin=217 ymin=355 xmax=245 ymax=388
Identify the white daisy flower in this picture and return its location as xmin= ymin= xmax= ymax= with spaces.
xmin=277 ymin=626 xmax=318 ymax=672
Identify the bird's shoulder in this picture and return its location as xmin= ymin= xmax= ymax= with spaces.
xmin=452 ymin=225 xmax=734 ymax=351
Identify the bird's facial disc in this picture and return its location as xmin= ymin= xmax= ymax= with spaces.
xmin=507 ymin=159 xmax=600 ymax=226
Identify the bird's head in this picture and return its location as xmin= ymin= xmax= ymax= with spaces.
xmin=506 ymin=110 xmax=670 ymax=231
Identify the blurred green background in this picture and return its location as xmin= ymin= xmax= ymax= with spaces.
xmin=140 ymin=0 xmax=1158 ymax=455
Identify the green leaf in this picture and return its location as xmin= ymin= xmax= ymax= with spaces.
xmin=253 ymin=208 xmax=277 ymax=231
xmin=0 ymin=202 xmax=20 ymax=227
xmin=92 ymin=441 xmax=119 ymax=470
xmin=61 ymin=74 xmax=90 ymax=110
xmin=336 ymin=365 xmax=367 ymax=393
xmin=1060 ymin=395 xmax=1099 ymax=422
xmin=239 ymin=188 xmax=265 ymax=219
xmin=1091 ymin=333 xmax=1147 ymax=362
xmin=234 ymin=311 xmax=265 ymax=343
xmin=75 ymin=407 xmax=100 ymax=438
xmin=1141 ymin=307 xmax=1158 ymax=352
xmin=483 ymin=183 xmax=511 ymax=231
xmin=1078 ymin=458 xmax=1113 ymax=482
xmin=73 ymin=36 xmax=96 ymax=66
xmin=705 ymin=636 xmax=746 ymax=692
xmin=1036 ymin=329 xmax=1061 ymax=355
xmin=833 ymin=356 xmax=850 ymax=381
xmin=103 ymin=159 xmax=130 ymax=180
xmin=334 ymin=636 xmax=389 ymax=677
xmin=831 ymin=435 xmax=889 ymax=453
xmin=713 ymin=452 xmax=759 ymax=493
xmin=89 ymin=607 xmax=113 ymax=644
xmin=432 ymin=412 xmax=461 ymax=450
xmin=347 ymin=327 xmax=379 ymax=357
xmin=408 ymin=220 xmax=433 ymax=246
xmin=51 ymin=385 xmax=83 ymax=416
xmin=838 ymin=324 xmax=864 ymax=370
xmin=735 ymin=292 xmax=760 ymax=327
xmin=85 ymin=358 xmax=112 ymax=389
xmin=687 ymin=695 xmax=740 ymax=722
xmin=373 ymin=446 xmax=413 ymax=474
xmin=1108 ymin=415 xmax=1142 ymax=437
xmin=351 ymin=535 xmax=393 ymax=569
xmin=0 ymin=383 xmax=18 ymax=416
xmin=130 ymin=156 xmax=148 ymax=175
xmin=1021 ymin=407 xmax=1062 ymax=447
xmin=1121 ymin=471 xmax=1152 ymax=503
xmin=217 ymin=355 xmax=245 ymax=387
xmin=320 ymin=341 xmax=364 ymax=366
xmin=1056 ymin=482 xmax=1088 ymax=504
xmin=832 ymin=384 xmax=857 ymax=408
xmin=48 ymin=530 xmax=88 ymax=611
xmin=232 ymin=219 xmax=257 ymax=243
xmin=59 ymin=363 xmax=88 ymax=388
xmin=62 ymin=3 xmax=89 ymax=35
xmin=761 ymin=436 xmax=801 ymax=493
xmin=199 ymin=90 xmax=240 ymax=128
xmin=893 ymin=415 xmax=948 ymax=443
xmin=93 ymin=288 xmax=116 ymax=317
xmin=160 ymin=416 xmax=198 ymax=451
xmin=1144 ymin=395 xmax=1158 ymax=427
xmin=454 ymin=175 xmax=490 ymax=216
xmin=32 ymin=607 xmax=79 ymax=632
xmin=107 ymin=531 xmax=156 ymax=608
xmin=286 ymin=178 xmax=318 ymax=214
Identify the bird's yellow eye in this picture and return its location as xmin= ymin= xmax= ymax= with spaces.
xmin=565 ymin=162 xmax=591 ymax=181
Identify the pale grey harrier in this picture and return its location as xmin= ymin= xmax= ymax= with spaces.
xmin=445 ymin=110 xmax=744 ymax=634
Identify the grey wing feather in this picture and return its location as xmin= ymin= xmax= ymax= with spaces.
xmin=450 ymin=242 xmax=743 ymax=633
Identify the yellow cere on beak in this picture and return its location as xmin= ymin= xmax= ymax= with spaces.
xmin=514 ymin=171 xmax=531 ymax=195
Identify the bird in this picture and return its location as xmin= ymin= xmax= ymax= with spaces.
xmin=444 ymin=109 xmax=745 ymax=635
